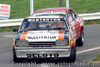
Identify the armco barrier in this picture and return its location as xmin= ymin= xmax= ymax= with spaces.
xmin=0 ymin=19 xmax=23 ymax=27
xmin=79 ymin=12 xmax=100 ymax=20
xmin=0 ymin=12 xmax=100 ymax=27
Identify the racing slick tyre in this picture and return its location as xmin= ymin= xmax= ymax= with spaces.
xmin=76 ymin=30 xmax=84 ymax=46
xmin=67 ymin=45 xmax=76 ymax=63
xmin=13 ymin=48 xmax=20 ymax=63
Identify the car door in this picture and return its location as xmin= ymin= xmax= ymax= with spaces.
xmin=71 ymin=10 xmax=81 ymax=38
xmin=67 ymin=9 xmax=80 ymax=39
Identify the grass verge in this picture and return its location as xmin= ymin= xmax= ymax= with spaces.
xmin=85 ymin=20 xmax=100 ymax=25
xmin=0 ymin=0 xmax=100 ymax=19
xmin=92 ymin=55 xmax=100 ymax=61
xmin=0 ymin=26 xmax=19 ymax=32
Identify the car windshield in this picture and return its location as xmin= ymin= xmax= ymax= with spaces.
xmin=19 ymin=19 xmax=68 ymax=32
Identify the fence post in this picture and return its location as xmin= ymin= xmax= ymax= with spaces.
xmin=66 ymin=0 xmax=69 ymax=8
xmin=30 ymin=0 xmax=34 ymax=15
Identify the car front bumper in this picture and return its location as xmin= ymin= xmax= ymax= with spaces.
xmin=15 ymin=47 xmax=71 ymax=58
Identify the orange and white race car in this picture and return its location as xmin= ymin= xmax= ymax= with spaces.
xmin=13 ymin=8 xmax=84 ymax=63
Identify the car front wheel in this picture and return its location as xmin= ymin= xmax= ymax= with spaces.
xmin=63 ymin=45 xmax=76 ymax=63
xmin=68 ymin=45 xmax=76 ymax=63
xmin=13 ymin=48 xmax=20 ymax=63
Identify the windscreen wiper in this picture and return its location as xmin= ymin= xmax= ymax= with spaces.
xmin=54 ymin=28 xmax=65 ymax=30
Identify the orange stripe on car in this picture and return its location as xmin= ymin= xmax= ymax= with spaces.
xmin=74 ymin=39 xmax=76 ymax=46
xmin=69 ymin=35 xmax=76 ymax=48
xmin=26 ymin=17 xmax=29 ymax=19
xmin=58 ymin=30 xmax=64 ymax=39
xmin=72 ymin=41 xmax=74 ymax=46
xmin=20 ymin=31 xmax=28 ymax=40
xmin=69 ymin=36 xmax=72 ymax=48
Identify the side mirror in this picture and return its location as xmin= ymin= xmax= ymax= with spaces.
xmin=13 ymin=28 xmax=18 ymax=32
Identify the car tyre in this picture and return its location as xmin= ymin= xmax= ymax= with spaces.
xmin=67 ymin=45 xmax=76 ymax=63
xmin=63 ymin=45 xmax=76 ymax=63
xmin=76 ymin=30 xmax=84 ymax=46
xmin=13 ymin=48 xmax=20 ymax=63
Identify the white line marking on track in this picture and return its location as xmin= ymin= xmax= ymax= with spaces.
xmin=77 ymin=47 xmax=100 ymax=54
xmin=3 ymin=35 xmax=15 ymax=38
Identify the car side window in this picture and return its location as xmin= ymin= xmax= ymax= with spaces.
xmin=67 ymin=10 xmax=73 ymax=22
xmin=71 ymin=10 xmax=77 ymax=20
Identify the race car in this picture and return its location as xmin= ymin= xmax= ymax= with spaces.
xmin=13 ymin=16 xmax=78 ymax=63
xmin=34 ymin=8 xmax=85 ymax=46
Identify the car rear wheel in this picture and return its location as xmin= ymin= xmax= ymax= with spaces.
xmin=76 ymin=30 xmax=84 ymax=46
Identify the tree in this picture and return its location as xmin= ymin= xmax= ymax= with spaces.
xmin=59 ymin=0 xmax=63 ymax=7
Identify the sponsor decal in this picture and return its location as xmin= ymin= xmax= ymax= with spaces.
xmin=28 ymin=18 xmax=61 ymax=22
xmin=20 ymin=30 xmax=65 ymax=42
xmin=27 ymin=36 xmax=56 ymax=39
xmin=25 ymin=31 xmax=59 ymax=42
xmin=34 ymin=11 xmax=66 ymax=15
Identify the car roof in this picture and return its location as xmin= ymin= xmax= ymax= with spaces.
xmin=27 ymin=15 xmax=64 ymax=19
xmin=34 ymin=7 xmax=70 ymax=13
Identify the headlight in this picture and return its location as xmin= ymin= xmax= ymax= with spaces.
xmin=56 ymin=39 xmax=69 ymax=46
xmin=15 ymin=40 xmax=29 ymax=47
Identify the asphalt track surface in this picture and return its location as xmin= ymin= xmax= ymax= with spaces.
xmin=0 ymin=24 xmax=100 ymax=67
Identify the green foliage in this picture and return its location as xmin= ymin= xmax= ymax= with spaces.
xmin=0 ymin=0 xmax=100 ymax=19
xmin=0 ymin=26 xmax=19 ymax=32
xmin=92 ymin=55 xmax=100 ymax=61
xmin=68 ymin=0 xmax=100 ymax=13
xmin=85 ymin=20 xmax=100 ymax=25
